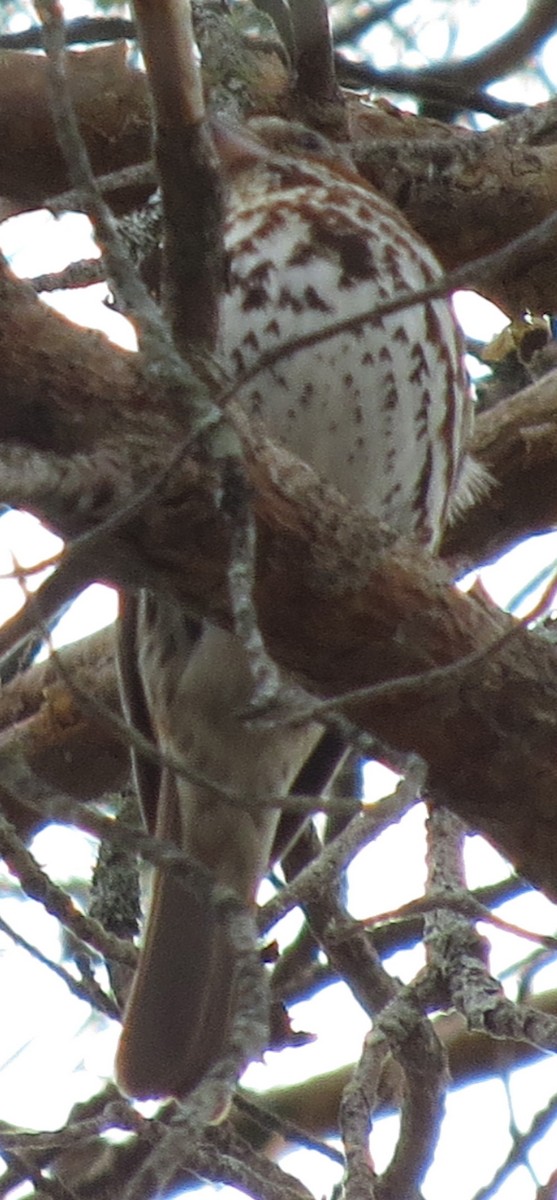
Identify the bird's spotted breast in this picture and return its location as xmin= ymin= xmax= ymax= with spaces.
xmin=219 ymin=142 xmax=475 ymax=541
xmin=117 ymin=118 xmax=486 ymax=1104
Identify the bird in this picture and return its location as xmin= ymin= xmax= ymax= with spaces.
xmin=115 ymin=117 xmax=484 ymax=1101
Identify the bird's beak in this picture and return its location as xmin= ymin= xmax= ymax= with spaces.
xmin=209 ymin=116 xmax=266 ymax=173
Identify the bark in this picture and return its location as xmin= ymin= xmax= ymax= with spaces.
xmin=2 ymin=258 xmax=557 ymax=899
xmin=0 ymin=628 xmax=126 ymax=837
xmin=0 ymin=44 xmax=152 ymax=217
xmin=443 ymin=365 xmax=557 ymax=567
xmin=240 ymin=988 xmax=557 ymax=1142
xmin=2 ymin=7 xmax=557 ymax=1179
xmin=2 ymin=35 xmax=557 ymax=313
xmin=349 ymin=100 xmax=557 ymax=315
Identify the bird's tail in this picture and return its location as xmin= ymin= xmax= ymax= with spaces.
xmin=116 ymin=853 xmax=237 ymax=1101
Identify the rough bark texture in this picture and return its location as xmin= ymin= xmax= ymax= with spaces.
xmin=240 ymin=988 xmax=557 ymax=1141
xmin=2 ymin=254 xmax=557 ymax=899
xmin=0 ymin=45 xmax=152 ymax=217
xmin=2 ymin=41 xmax=557 ymax=313
xmin=4 ymin=6 xmax=557 ymax=1173
xmin=443 ymin=367 xmax=557 ymax=566
xmin=0 ymin=628 xmax=125 ymax=836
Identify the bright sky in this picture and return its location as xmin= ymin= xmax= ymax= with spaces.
xmin=2 ymin=4 xmax=557 ymax=1200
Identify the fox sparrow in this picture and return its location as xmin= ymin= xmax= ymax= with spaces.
xmin=116 ymin=118 xmax=484 ymax=1099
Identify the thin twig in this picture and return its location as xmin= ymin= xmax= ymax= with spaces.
xmin=340 ymin=1031 xmax=384 ymax=1200
xmin=0 ymin=911 xmax=118 ymax=1017
xmin=0 ymin=812 xmax=137 ymax=969
xmin=259 ymin=766 xmax=424 ymax=934
xmin=290 ymin=0 xmax=343 ymax=107
xmin=234 ymin=1090 xmax=345 ymax=1165
xmin=35 ymin=0 xmax=224 ymax=452
xmin=471 ymin=1093 xmax=557 ymax=1200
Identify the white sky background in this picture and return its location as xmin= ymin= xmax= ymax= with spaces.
xmin=2 ymin=3 xmax=557 ymax=1199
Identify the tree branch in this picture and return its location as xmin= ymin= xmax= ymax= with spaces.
xmin=132 ymin=0 xmax=227 ymax=351
xmin=4 ymin=35 xmax=557 ymax=314
xmin=3 ymin=260 xmax=557 ymax=896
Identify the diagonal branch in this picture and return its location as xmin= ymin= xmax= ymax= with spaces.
xmin=4 ymin=247 xmax=557 ymax=896
xmin=132 ymin=0 xmax=227 ymax=351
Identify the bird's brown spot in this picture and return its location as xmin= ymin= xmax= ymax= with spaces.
xmin=287 ymin=240 xmax=314 ymax=268
xmin=264 ymin=318 xmax=281 ymax=338
xmin=304 ymin=285 xmax=331 ymax=312
xmin=278 ymin=286 xmax=305 ymax=313
xmin=414 ymin=389 xmax=431 ymax=438
xmin=242 ymin=329 xmax=259 ymax=352
xmin=383 ymin=384 xmax=399 ymax=411
xmin=241 ymin=286 xmax=269 ymax=312
xmin=409 ymin=343 xmax=429 ymax=384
